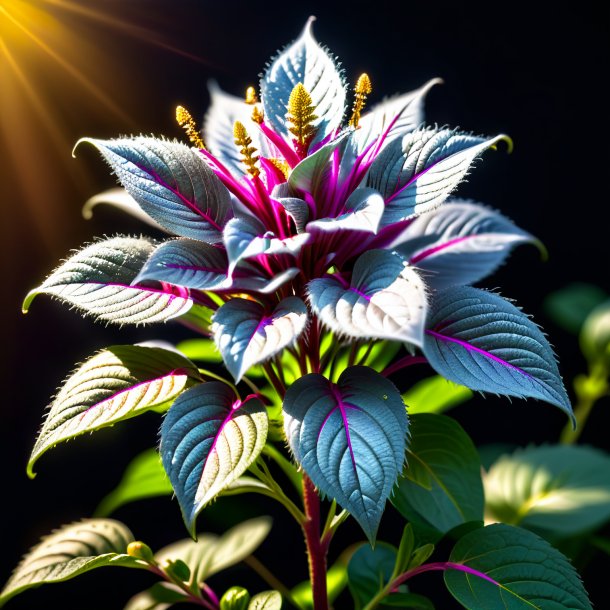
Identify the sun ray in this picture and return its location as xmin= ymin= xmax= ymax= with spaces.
xmin=0 ymin=3 xmax=133 ymax=125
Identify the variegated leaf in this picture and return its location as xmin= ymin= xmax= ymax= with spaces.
xmin=28 ymin=345 xmax=201 ymax=477
xmin=308 ymin=249 xmax=427 ymax=345
xmin=78 ymin=137 xmax=232 ymax=241
xmin=212 ymin=296 xmax=308 ymax=381
xmin=160 ymin=383 xmax=268 ymax=536
xmin=133 ymin=238 xmax=228 ymax=290
xmin=394 ymin=201 xmax=540 ymax=289
xmin=366 ymin=128 xmax=510 ymax=225
xmin=23 ymin=237 xmax=194 ymax=324
xmin=261 ymin=17 xmax=346 ymax=144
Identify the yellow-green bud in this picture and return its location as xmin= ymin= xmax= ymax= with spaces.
xmin=126 ymin=541 xmax=154 ymax=562
xmin=580 ymin=300 xmax=610 ymax=365
xmin=220 ymin=586 xmax=250 ymax=610
xmin=163 ymin=558 xmax=191 ymax=583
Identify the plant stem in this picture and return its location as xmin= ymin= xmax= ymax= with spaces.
xmin=147 ymin=564 xmax=217 ymax=609
xmin=301 ymin=475 xmax=329 ymax=610
xmin=560 ymin=363 xmax=608 ymax=444
xmin=381 ymin=355 xmax=428 ymax=378
xmin=362 ymin=562 xmax=497 ymax=610
xmin=243 ymin=555 xmax=301 ymax=608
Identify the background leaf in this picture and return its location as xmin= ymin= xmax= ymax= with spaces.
xmin=260 ymin=18 xmax=345 ymax=143
xmin=445 ymin=523 xmax=592 ymax=610
xmin=23 ymin=237 xmax=195 ymax=324
xmin=248 ymin=590 xmax=282 ymax=610
xmin=283 ymin=366 xmax=408 ymax=542
xmin=160 ymin=383 xmax=268 ymax=535
xmin=124 ymin=582 xmax=187 ymax=610
xmin=0 ymin=519 xmax=141 ymax=607
xmin=543 ymin=282 xmax=609 ymax=334
xmin=28 ymin=345 xmax=200 ymax=477
xmin=94 ymin=448 xmax=172 ymax=517
xmin=78 ymin=136 xmax=232 ymax=241
xmin=212 ymin=296 xmax=308 ymax=381
xmin=366 ymin=129 xmax=509 ymax=225
xmin=402 ymin=376 xmax=472 ymax=415
xmin=484 ymin=445 xmax=610 ymax=539
xmin=155 ymin=517 xmax=272 ymax=587
xmin=423 ymin=286 xmax=573 ymax=420
xmin=308 ymin=249 xmax=427 ymax=345
xmin=347 ymin=543 xmax=397 ymax=609
xmin=392 ymin=414 xmax=484 ymax=542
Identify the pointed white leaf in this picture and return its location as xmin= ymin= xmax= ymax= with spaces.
xmin=394 ymin=200 xmax=540 ymax=288
xmin=354 ymin=78 xmax=443 ymax=154
xmin=261 ymin=18 xmax=346 ymax=143
xmin=82 ymin=188 xmax=168 ymax=231
xmin=28 ymin=345 xmax=200 ymax=477
xmin=23 ymin=237 xmax=194 ymax=324
xmin=308 ymin=249 xmax=427 ymax=345
xmin=367 ymin=128 xmax=510 ymax=224
xmin=212 ymin=297 xmax=308 ymax=381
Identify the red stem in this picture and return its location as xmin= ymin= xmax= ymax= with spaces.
xmin=301 ymin=475 xmax=329 ymax=610
xmin=382 ymin=355 xmax=428 ymax=377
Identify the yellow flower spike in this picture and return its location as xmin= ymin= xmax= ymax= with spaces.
xmin=251 ymin=106 xmax=264 ymax=124
xmin=349 ymin=73 xmax=372 ymax=128
xmin=175 ymin=105 xmax=206 ymax=149
xmin=267 ymin=158 xmax=290 ymax=179
xmin=233 ymin=120 xmax=260 ymax=177
xmin=245 ymin=86 xmax=258 ymax=105
xmin=286 ymin=83 xmax=318 ymax=152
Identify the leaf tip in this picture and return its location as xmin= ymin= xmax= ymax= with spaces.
xmin=490 ymin=134 xmax=513 ymax=154
xmin=72 ymin=137 xmax=96 ymax=159
xmin=21 ymin=290 xmax=38 ymax=314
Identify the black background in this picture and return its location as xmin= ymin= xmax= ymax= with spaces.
xmin=1 ymin=1 xmax=609 ymax=608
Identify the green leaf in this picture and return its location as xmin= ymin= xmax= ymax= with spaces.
xmin=543 ymin=282 xmax=608 ymax=334
xmin=392 ymin=525 xmax=415 ymax=578
xmin=248 ymin=590 xmax=282 ymax=610
xmin=445 ymin=523 xmax=592 ymax=609
xmin=392 ymin=414 xmax=484 ymax=541
xmin=28 ymin=345 xmax=200 ymax=477
xmin=95 ymin=449 xmax=172 ymax=517
xmin=124 ymin=582 xmax=188 ymax=610
xmin=176 ymin=338 xmax=223 ymax=363
xmin=0 ymin=519 xmax=142 ymax=607
xmin=154 ymin=517 xmax=272 ymax=588
xmin=402 ymin=376 xmax=472 ymax=415
xmin=348 ymin=543 xmax=397 ymax=610
xmin=484 ymin=445 xmax=610 ymax=539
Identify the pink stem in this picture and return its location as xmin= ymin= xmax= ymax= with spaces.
xmin=382 ymin=355 xmax=428 ymax=377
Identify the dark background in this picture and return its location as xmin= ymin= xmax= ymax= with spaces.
xmin=1 ymin=1 xmax=609 ymax=608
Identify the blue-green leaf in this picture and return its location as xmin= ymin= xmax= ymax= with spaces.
xmin=306 ymin=188 xmax=384 ymax=235
xmin=23 ymin=237 xmax=195 ymax=324
xmin=392 ymin=414 xmax=484 ymax=541
xmin=261 ymin=17 xmax=346 ymax=144
xmin=308 ymin=250 xmax=427 ymax=345
xmin=366 ymin=128 xmax=509 ymax=225
xmin=283 ymin=366 xmax=408 ymax=542
xmin=354 ymin=78 xmax=443 ymax=154
xmin=484 ymin=445 xmax=610 ymax=539
xmin=274 ymin=195 xmax=309 ymax=233
xmin=212 ymin=296 xmax=308 ymax=381
xmin=133 ymin=238 xmax=228 ymax=290
xmin=445 ymin=524 xmax=592 ymax=610
xmin=423 ymin=287 xmax=573 ymax=420
xmin=160 ymin=383 xmax=268 ymax=536
xmin=395 ymin=201 xmax=540 ymax=289
xmin=78 ymin=137 xmax=231 ymax=241
xmin=347 ymin=543 xmax=397 ymax=609
xmin=0 ymin=519 xmax=141 ymax=607
xmin=28 ymin=345 xmax=200 ymax=478
xmin=223 ymin=216 xmax=309 ymax=275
